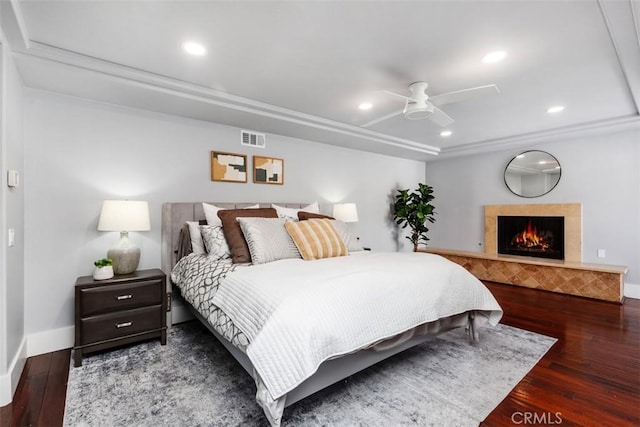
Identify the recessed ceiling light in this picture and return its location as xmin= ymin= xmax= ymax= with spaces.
xmin=546 ymin=105 xmax=565 ymax=114
xmin=183 ymin=41 xmax=206 ymax=56
xmin=358 ymin=102 xmax=373 ymax=110
xmin=440 ymin=130 xmax=452 ymax=137
xmin=482 ymin=51 xmax=507 ymax=64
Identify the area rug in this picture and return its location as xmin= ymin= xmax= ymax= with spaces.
xmin=63 ymin=321 xmax=556 ymax=427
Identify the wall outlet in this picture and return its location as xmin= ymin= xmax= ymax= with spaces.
xmin=597 ymin=249 xmax=606 ymax=258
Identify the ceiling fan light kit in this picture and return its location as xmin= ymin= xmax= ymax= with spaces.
xmin=404 ymin=101 xmax=435 ymax=120
xmin=363 ymin=81 xmax=499 ymax=129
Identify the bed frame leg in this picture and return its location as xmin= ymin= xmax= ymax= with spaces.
xmin=468 ymin=312 xmax=480 ymax=342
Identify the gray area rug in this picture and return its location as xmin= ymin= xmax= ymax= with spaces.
xmin=64 ymin=321 xmax=556 ymax=427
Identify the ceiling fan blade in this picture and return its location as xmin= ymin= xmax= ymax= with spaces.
xmin=382 ymin=90 xmax=415 ymax=102
xmin=428 ymin=107 xmax=455 ymax=127
xmin=361 ymin=110 xmax=403 ymax=128
xmin=429 ymin=84 xmax=499 ymax=107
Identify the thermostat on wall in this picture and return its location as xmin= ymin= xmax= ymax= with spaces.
xmin=7 ymin=170 xmax=19 ymax=188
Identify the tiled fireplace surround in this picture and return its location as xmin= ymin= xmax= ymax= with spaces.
xmin=423 ymin=203 xmax=628 ymax=303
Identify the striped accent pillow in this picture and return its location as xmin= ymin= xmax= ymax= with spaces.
xmin=285 ymin=219 xmax=347 ymax=260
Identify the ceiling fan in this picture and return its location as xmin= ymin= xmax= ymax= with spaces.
xmin=362 ymin=82 xmax=500 ymax=128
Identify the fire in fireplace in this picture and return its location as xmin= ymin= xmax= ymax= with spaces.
xmin=497 ymin=216 xmax=565 ymax=260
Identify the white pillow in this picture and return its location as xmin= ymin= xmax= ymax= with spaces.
xmin=236 ymin=217 xmax=301 ymax=264
xmin=331 ymin=220 xmax=364 ymax=252
xmin=186 ymin=221 xmax=206 ymax=255
xmin=200 ymin=225 xmax=231 ymax=260
xmin=202 ymin=203 xmax=259 ymax=226
xmin=271 ymin=202 xmax=320 ymax=220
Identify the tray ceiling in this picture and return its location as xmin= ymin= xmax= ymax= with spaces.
xmin=4 ymin=0 xmax=640 ymax=160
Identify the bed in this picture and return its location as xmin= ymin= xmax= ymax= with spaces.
xmin=161 ymin=202 xmax=503 ymax=426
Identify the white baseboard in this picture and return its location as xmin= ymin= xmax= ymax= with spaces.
xmin=22 ymin=302 xmax=194 ymax=359
xmin=624 ymin=282 xmax=640 ymax=300
xmin=26 ymin=326 xmax=74 ymax=358
xmin=0 ymin=336 xmax=27 ymax=406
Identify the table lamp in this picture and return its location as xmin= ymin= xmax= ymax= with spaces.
xmin=333 ymin=203 xmax=359 ymax=223
xmin=97 ymin=200 xmax=150 ymax=275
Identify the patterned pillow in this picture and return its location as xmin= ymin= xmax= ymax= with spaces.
xmin=236 ymin=217 xmax=301 ymax=264
xmin=271 ymin=202 xmax=319 ymax=220
xmin=284 ymin=219 xmax=347 ymax=260
xmin=200 ymin=225 xmax=231 ymax=260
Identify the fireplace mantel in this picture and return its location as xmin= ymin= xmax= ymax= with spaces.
xmin=485 ymin=203 xmax=581 ymax=262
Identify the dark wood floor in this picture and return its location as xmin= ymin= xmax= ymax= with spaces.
xmin=2 ymin=282 xmax=638 ymax=427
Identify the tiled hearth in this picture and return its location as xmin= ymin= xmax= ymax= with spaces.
xmin=421 ymin=203 xmax=628 ymax=303
xmin=422 ymin=248 xmax=627 ymax=303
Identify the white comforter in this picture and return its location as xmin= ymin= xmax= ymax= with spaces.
xmin=211 ymin=252 xmax=503 ymax=401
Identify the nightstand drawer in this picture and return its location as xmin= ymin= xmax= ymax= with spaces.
xmin=80 ymin=305 xmax=162 ymax=345
xmin=80 ymin=279 xmax=162 ymax=316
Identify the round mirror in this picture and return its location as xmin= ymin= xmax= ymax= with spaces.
xmin=504 ymin=150 xmax=561 ymax=198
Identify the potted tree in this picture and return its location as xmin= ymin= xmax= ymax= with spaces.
xmin=392 ymin=183 xmax=436 ymax=252
xmin=93 ymin=257 xmax=114 ymax=280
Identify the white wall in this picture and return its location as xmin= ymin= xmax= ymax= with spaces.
xmin=425 ymin=125 xmax=640 ymax=290
xmin=0 ymin=35 xmax=26 ymax=406
xmin=23 ymin=90 xmax=425 ymax=339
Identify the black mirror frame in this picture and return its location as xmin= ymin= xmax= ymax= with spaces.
xmin=504 ymin=150 xmax=561 ymax=198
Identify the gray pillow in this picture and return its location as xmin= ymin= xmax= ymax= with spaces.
xmin=236 ymin=217 xmax=301 ymax=264
xmin=331 ymin=220 xmax=364 ymax=252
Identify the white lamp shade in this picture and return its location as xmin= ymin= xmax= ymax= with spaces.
xmin=97 ymin=200 xmax=151 ymax=232
xmin=333 ymin=203 xmax=359 ymax=223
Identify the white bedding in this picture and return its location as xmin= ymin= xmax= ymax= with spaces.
xmin=211 ymin=251 xmax=503 ymax=402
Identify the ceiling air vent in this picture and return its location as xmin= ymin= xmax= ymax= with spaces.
xmin=241 ymin=130 xmax=266 ymax=148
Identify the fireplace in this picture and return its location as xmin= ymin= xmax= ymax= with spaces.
xmin=497 ymin=216 xmax=565 ymax=260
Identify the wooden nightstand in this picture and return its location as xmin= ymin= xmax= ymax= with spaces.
xmin=73 ymin=268 xmax=168 ymax=367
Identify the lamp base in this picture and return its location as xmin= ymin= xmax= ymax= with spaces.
xmin=108 ymin=231 xmax=141 ymax=275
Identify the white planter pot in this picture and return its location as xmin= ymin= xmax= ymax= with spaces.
xmin=93 ymin=265 xmax=114 ymax=280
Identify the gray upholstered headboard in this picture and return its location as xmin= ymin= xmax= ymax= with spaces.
xmin=161 ymin=202 xmax=318 ymax=275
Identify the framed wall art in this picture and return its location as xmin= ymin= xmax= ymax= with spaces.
xmin=253 ymin=156 xmax=284 ymax=185
xmin=211 ymin=151 xmax=247 ymax=183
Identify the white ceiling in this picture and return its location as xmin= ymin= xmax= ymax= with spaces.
xmin=3 ymin=0 xmax=640 ymax=160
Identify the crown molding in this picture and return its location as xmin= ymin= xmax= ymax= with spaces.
xmin=431 ymin=114 xmax=640 ymax=160
xmin=0 ymin=0 xmax=30 ymax=50
xmin=15 ymin=42 xmax=440 ymax=157
xmin=597 ymin=0 xmax=640 ymax=113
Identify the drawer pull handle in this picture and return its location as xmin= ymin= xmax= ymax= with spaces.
xmin=116 ymin=294 xmax=133 ymax=300
xmin=116 ymin=321 xmax=132 ymax=328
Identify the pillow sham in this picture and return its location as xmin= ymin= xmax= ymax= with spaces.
xmin=217 ymin=208 xmax=278 ymax=263
xmin=331 ymin=220 xmax=364 ymax=252
xmin=203 ymin=203 xmax=260 ymax=226
xmin=297 ymin=211 xmax=334 ymax=221
xmin=186 ymin=221 xmax=207 ymax=255
xmin=284 ymin=218 xmax=347 ymax=261
xmin=236 ymin=217 xmax=301 ymax=264
xmin=272 ymin=202 xmax=319 ymax=220
xmin=200 ymin=225 xmax=231 ymax=260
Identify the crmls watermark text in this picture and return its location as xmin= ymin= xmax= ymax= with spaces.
xmin=511 ymin=411 xmax=563 ymax=424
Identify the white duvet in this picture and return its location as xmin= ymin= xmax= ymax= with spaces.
xmin=211 ymin=252 xmax=503 ymax=402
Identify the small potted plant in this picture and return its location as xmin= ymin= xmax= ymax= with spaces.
xmin=93 ymin=257 xmax=114 ymax=280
